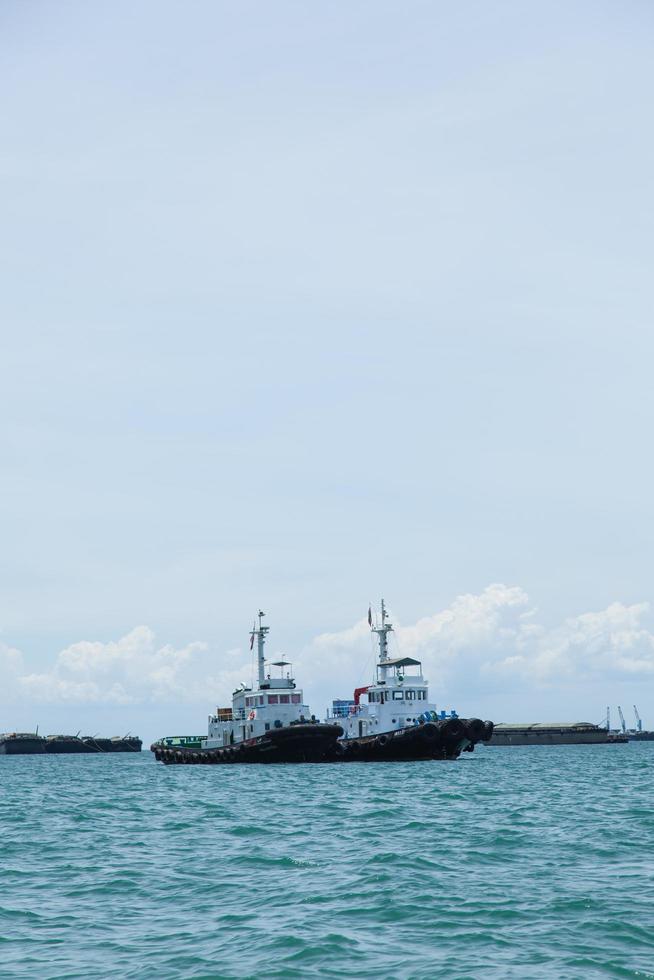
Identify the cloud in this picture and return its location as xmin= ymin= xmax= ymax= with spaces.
xmin=2 ymin=586 xmax=654 ymax=708
xmin=489 ymin=601 xmax=654 ymax=682
xmin=14 ymin=627 xmax=252 ymax=706
xmin=304 ymin=586 xmax=654 ymax=702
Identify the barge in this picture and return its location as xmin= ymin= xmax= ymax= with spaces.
xmin=484 ymin=722 xmax=628 ymax=746
xmin=0 ymin=733 xmax=142 ymax=754
xmin=0 ymin=733 xmax=45 ymax=755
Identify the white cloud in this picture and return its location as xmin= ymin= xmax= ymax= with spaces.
xmin=303 ymin=587 xmax=654 ymax=703
xmin=14 ymin=627 xmax=252 ymax=706
xmin=2 ymin=587 xmax=654 ymax=709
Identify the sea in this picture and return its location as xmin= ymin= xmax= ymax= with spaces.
xmin=2 ymin=744 xmax=654 ymax=979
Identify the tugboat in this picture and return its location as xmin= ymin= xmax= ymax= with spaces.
xmin=152 ymin=611 xmax=343 ymax=765
xmin=326 ymin=600 xmax=493 ymax=761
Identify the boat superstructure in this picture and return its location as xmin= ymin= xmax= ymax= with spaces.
xmin=204 ymin=611 xmax=315 ymax=748
xmin=327 ymin=600 xmax=441 ymax=739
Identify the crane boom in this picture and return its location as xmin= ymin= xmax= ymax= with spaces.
xmin=618 ymin=706 xmax=626 ymax=734
xmin=634 ymin=705 xmax=643 ymax=732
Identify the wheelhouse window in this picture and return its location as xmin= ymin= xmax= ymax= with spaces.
xmin=406 ymin=690 xmax=415 ymax=700
xmin=392 ymin=691 xmax=404 ymax=700
xmin=280 ymin=694 xmax=290 ymax=704
xmin=417 ymin=690 xmax=426 ymax=700
xmin=268 ymin=695 xmax=279 ymax=704
xmin=258 ymin=696 xmax=264 ymax=705
xmin=291 ymin=694 xmax=301 ymax=704
xmin=246 ymin=696 xmax=254 ymax=706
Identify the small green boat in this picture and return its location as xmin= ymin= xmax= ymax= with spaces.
xmin=151 ymin=735 xmax=205 ymax=751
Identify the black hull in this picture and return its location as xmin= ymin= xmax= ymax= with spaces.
xmin=152 ymin=719 xmax=493 ymax=765
xmin=153 ymin=723 xmax=344 ymax=765
xmin=339 ymin=718 xmax=493 ymax=762
xmin=0 ymin=737 xmax=46 ymax=755
xmin=628 ymin=731 xmax=654 ymax=741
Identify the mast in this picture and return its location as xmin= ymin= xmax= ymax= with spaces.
xmin=250 ymin=610 xmax=269 ymax=687
xmin=371 ymin=599 xmax=393 ymax=682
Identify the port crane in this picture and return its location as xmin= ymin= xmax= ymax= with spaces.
xmin=634 ymin=705 xmax=643 ymax=732
xmin=617 ymin=706 xmax=627 ymax=734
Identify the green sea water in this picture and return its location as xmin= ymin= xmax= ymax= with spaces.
xmin=1 ymin=744 xmax=654 ymax=979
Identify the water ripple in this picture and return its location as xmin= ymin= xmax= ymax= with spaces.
xmin=1 ymin=746 xmax=654 ymax=977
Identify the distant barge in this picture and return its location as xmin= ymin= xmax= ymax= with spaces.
xmin=484 ymin=722 xmax=628 ymax=746
xmin=0 ymin=733 xmax=142 ymax=755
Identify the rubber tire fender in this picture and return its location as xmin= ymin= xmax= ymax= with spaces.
xmin=441 ymin=718 xmax=465 ymax=742
xmin=466 ymin=718 xmax=485 ymax=743
xmin=421 ymin=723 xmax=439 ymax=741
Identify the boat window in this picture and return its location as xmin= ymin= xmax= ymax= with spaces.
xmin=392 ymin=691 xmax=404 ymax=700
xmin=418 ymin=690 xmax=426 ymax=700
xmin=280 ymin=695 xmax=290 ymax=704
xmin=406 ymin=690 xmax=415 ymax=700
xmin=268 ymin=695 xmax=279 ymax=704
xmin=291 ymin=694 xmax=301 ymax=704
xmin=246 ymin=696 xmax=254 ymax=706
xmin=265 ymin=723 xmax=270 ymax=731
xmin=258 ymin=696 xmax=264 ymax=705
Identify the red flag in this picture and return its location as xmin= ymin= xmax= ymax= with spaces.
xmin=368 ymin=606 xmax=372 ymax=627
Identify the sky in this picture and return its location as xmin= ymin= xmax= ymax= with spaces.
xmin=1 ymin=1 xmax=653 ymax=744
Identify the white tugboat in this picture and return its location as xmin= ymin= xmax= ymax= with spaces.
xmin=152 ymin=611 xmax=342 ymax=765
xmin=326 ymin=600 xmax=493 ymax=761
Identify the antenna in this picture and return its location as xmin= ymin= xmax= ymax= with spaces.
xmin=371 ymin=598 xmax=394 ymax=683
xmin=250 ymin=609 xmax=270 ymax=686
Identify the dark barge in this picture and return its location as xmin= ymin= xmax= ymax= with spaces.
xmin=0 ymin=733 xmax=143 ymax=755
xmin=484 ymin=722 xmax=628 ymax=746
xmin=0 ymin=733 xmax=46 ymax=755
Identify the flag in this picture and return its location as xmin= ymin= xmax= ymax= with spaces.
xmin=250 ymin=632 xmax=255 ymax=650
xmin=368 ymin=606 xmax=372 ymax=627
